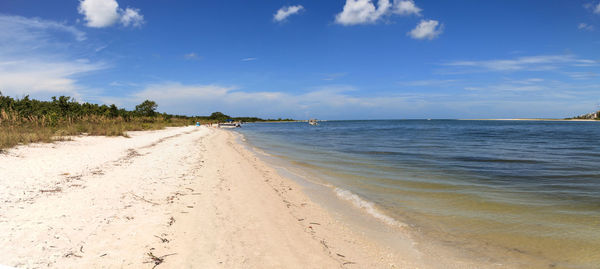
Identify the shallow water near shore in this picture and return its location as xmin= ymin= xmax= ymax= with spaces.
xmin=236 ymin=120 xmax=600 ymax=268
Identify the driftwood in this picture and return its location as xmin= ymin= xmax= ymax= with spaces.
xmin=154 ymin=235 xmax=169 ymax=243
xmin=146 ymin=252 xmax=177 ymax=268
xmin=40 ymin=187 xmax=62 ymax=193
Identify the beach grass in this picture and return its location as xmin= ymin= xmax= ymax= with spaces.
xmin=0 ymin=112 xmax=200 ymax=150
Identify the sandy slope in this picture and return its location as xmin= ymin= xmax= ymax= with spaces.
xmin=0 ymin=126 xmax=425 ymax=268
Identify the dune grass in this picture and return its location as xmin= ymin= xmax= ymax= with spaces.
xmin=0 ymin=111 xmax=200 ymax=150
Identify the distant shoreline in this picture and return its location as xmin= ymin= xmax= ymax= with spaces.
xmin=460 ymin=118 xmax=600 ymax=122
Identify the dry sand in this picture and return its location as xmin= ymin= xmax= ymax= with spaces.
xmin=0 ymin=126 xmax=467 ymax=268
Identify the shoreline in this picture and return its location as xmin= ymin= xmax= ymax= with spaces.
xmin=0 ymin=126 xmax=427 ymax=268
xmin=0 ymin=125 xmax=533 ymax=268
xmin=230 ymin=124 xmax=575 ymax=268
xmin=231 ymin=129 xmax=529 ymax=268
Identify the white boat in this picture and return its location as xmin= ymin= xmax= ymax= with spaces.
xmin=219 ymin=122 xmax=241 ymax=128
xmin=308 ymin=119 xmax=319 ymax=126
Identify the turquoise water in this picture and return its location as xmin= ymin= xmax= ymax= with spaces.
xmin=236 ymin=120 xmax=600 ymax=268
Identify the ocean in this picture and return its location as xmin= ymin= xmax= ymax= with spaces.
xmin=235 ymin=120 xmax=600 ymax=268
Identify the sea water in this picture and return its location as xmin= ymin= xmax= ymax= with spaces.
xmin=236 ymin=120 xmax=600 ymax=268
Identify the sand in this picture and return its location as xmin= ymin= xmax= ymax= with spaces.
xmin=0 ymin=126 xmax=455 ymax=268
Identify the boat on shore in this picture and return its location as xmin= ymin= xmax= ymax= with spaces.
xmin=219 ymin=122 xmax=241 ymax=128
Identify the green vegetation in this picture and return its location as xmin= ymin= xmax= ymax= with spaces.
xmin=0 ymin=93 xmax=293 ymax=150
xmin=0 ymin=94 xmax=188 ymax=150
xmin=199 ymin=111 xmax=294 ymax=123
xmin=134 ymin=100 xmax=159 ymax=117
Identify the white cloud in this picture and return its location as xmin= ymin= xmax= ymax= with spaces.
xmin=78 ymin=0 xmax=144 ymax=28
xmin=566 ymin=72 xmax=598 ymax=79
xmin=0 ymin=59 xmax=104 ymax=95
xmin=335 ymin=0 xmax=420 ymax=25
xmin=134 ymin=83 xmax=234 ymax=101
xmin=273 ymin=5 xmax=304 ymax=22
xmin=78 ymin=0 xmax=120 ymax=27
xmin=393 ymin=0 xmax=421 ymax=15
xmin=578 ymin=22 xmax=594 ymax=31
xmin=120 ymin=7 xmax=144 ymax=27
xmin=335 ymin=0 xmax=391 ymax=25
xmin=107 ymin=79 xmax=600 ymax=119
xmin=596 ymin=2 xmax=600 ymax=14
xmin=120 ymin=82 xmax=431 ymax=118
xmin=408 ymin=19 xmax=443 ymax=40
xmin=0 ymin=15 xmax=104 ymax=97
xmin=241 ymin=57 xmax=258 ymax=62
xmin=0 ymin=14 xmax=86 ymax=43
xmin=443 ymin=55 xmax=597 ymax=72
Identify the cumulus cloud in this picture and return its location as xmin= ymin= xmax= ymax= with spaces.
xmin=273 ymin=5 xmax=304 ymax=22
xmin=78 ymin=0 xmax=144 ymax=28
xmin=408 ymin=19 xmax=443 ymax=40
xmin=393 ymin=0 xmax=421 ymax=15
xmin=120 ymin=7 xmax=144 ymax=27
xmin=335 ymin=0 xmax=420 ymax=25
xmin=335 ymin=0 xmax=390 ymax=25
xmin=78 ymin=0 xmax=120 ymax=27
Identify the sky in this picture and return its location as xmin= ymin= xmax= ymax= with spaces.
xmin=0 ymin=0 xmax=599 ymax=119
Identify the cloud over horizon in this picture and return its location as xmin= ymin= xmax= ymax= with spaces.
xmin=78 ymin=0 xmax=144 ymax=28
xmin=99 ymin=79 xmax=600 ymax=120
xmin=111 ymin=82 xmax=433 ymax=118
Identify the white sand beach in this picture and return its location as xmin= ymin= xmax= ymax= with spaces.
xmin=0 ymin=126 xmax=490 ymax=268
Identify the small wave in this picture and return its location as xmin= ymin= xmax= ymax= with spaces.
xmin=252 ymin=147 xmax=273 ymax=157
xmin=334 ymin=188 xmax=404 ymax=227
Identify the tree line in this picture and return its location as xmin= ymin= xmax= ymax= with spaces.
xmin=0 ymin=93 xmax=291 ymax=124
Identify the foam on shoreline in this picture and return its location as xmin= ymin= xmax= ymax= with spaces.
xmin=334 ymin=188 xmax=405 ymax=227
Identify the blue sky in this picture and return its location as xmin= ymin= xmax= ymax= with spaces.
xmin=0 ymin=0 xmax=599 ymax=119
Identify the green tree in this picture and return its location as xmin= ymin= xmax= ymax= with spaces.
xmin=108 ymin=104 xmax=119 ymax=118
xmin=135 ymin=100 xmax=158 ymax=117
xmin=209 ymin=111 xmax=230 ymax=122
